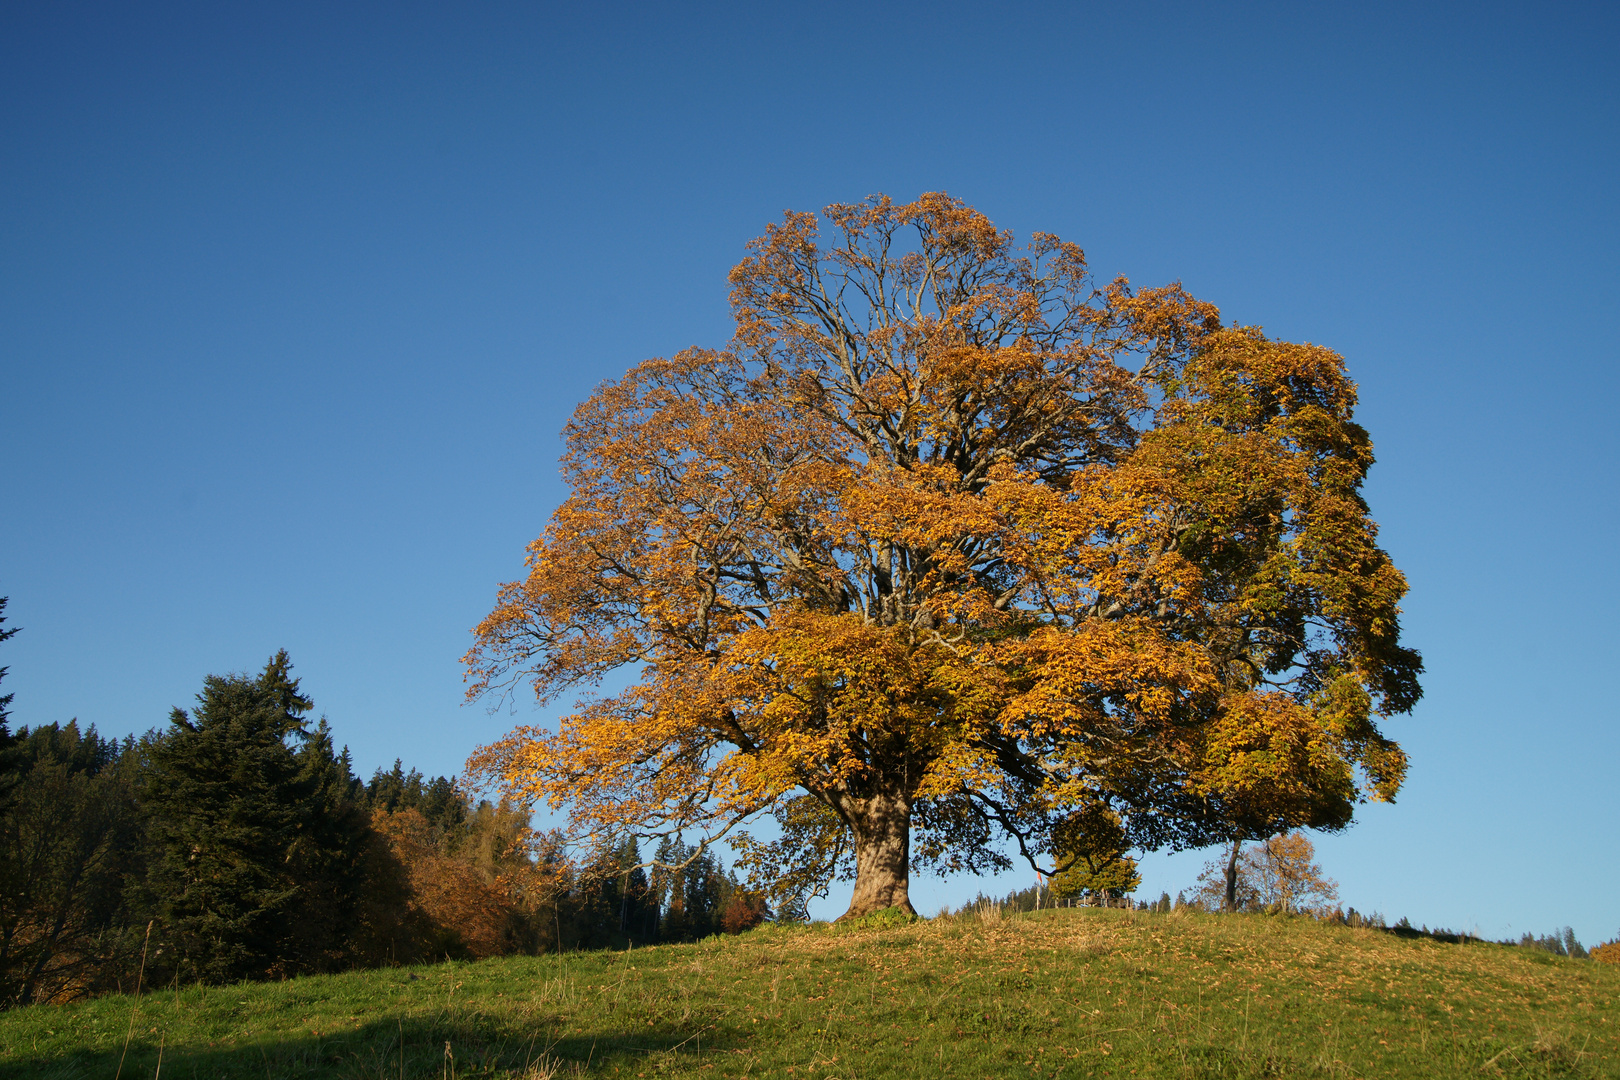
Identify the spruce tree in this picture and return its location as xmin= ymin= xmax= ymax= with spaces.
xmin=284 ymin=718 xmax=371 ymax=972
xmin=0 ymin=598 xmax=17 ymax=736
xmin=614 ymin=838 xmax=659 ymax=945
xmin=365 ymin=760 xmax=414 ymax=812
xmin=144 ymin=650 xmax=318 ymax=982
xmin=365 ymin=762 xmax=466 ymax=837
xmin=651 ymin=838 xmax=729 ymax=941
xmin=0 ymin=599 xmax=21 ymax=813
xmin=0 ymin=722 xmax=144 ymax=1005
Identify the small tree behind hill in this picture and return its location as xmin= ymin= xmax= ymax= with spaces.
xmin=1047 ymin=803 xmax=1141 ymax=903
xmin=1519 ymin=928 xmax=1588 ymax=959
xmin=1192 ymin=832 xmax=1337 ymax=914
xmin=1251 ymin=833 xmax=1338 ymax=914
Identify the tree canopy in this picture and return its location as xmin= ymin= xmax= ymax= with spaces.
xmin=1193 ymin=832 xmax=1340 ymax=914
xmin=465 ymin=194 xmax=1422 ymax=918
xmin=144 ymin=650 xmax=364 ymax=981
xmin=1046 ymin=802 xmax=1141 ymax=902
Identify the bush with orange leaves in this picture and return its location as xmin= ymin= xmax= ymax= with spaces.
xmin=363 ymin=800 xmax=669 ymax=960
xmin=369 ymin=807 xmax=526 ymax=960
xmin=1593 ymin=941 xmax=1620 ymax=965
xmin=721 ymin=892 xmax=769 ymax=934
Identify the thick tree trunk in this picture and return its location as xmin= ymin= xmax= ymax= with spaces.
xmin=835 ymin=791 xmax=916 ymax=920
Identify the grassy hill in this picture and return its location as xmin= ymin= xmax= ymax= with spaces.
xmin=1 ymin=906 xmax=1614 ymax=1079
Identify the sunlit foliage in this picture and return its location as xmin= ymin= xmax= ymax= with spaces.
xmin=1193 ymin=832 xmax=1339 ymax=914
xmin=466 ymin=194 xmax=1422 ymax=917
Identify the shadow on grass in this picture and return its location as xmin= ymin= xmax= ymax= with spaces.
xmin=0 ymin=1014 xmax=742 ymax=1079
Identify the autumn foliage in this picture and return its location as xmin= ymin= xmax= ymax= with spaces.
xmin=466 ymin=194 xmax=1422 ymax=918
xmin=1193 ymin=832 xmax=1340 ymax=914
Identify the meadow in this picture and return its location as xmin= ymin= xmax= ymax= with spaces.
xmin=1 ymin=907 xmax=1613 ymax=1079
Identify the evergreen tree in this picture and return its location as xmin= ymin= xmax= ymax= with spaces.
xmin=558 ymin=837 xmax=660 ymax=950
xmin=365 ymin=761 xmax=412 ymax=811
xmin=143 ymin=650 xmax=322 ymax=982
xmin=650 ymin=837 xmax=688 ymax=940
xmin=684 ymin=849 xmax=728 ymax=937
xmin=0 ymin=598 xmax=17 ymax=738
xmin=416 ymin=775 xmax=466 ymax=836
xmin=651 ymin=838 xmax=730 ymax=941
xmin=283 ymin=718 xmax=372 ymax=972
xmin=0 ymin=599 xmax=21 ymax=813
xmin=365 ymin=761 xmax=466 ymax=837
xmin=0 ymin=722 xmax=145 ymax=1006
xmin=614 ymin=838 xmax=659 ymax=945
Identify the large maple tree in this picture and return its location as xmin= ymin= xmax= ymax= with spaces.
xmin=465 ymin=194 xmax=1421 ymax=918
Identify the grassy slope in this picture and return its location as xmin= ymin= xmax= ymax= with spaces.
xmin=1 ymin=908 xmax=1615 ymax=1079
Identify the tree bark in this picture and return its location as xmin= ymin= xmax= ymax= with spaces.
xmin=1224 ymin=839 xmax=1242 ymax=913
xmin=833 ymin=790 xmax=916 ymax=920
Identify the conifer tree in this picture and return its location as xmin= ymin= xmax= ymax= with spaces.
xmin=611 ymin=837 xmax=659 ymax=944
xmin=284 ymin=718 xmax=371 ymax=971
xmin=0 ymin=599 xmax=20 ymax=813
xmin=0 ymin=599 xmax=16 ymax=735
xmin=0 ymin=722 xmax=144 ymax=1006
xmin=650 ymin=838 xmax=730 ymax=941
xmin=144 ymin=651 xmax=324 ymax=981
xmin=366 ymin=762 xmax=466 ymax=837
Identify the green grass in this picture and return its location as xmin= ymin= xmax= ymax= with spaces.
xmin=2 ymin=907 xmax=1615 ymax=1078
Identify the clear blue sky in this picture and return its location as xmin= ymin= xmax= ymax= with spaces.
xmin=3 ymin=2 xmax=1615 ymax=940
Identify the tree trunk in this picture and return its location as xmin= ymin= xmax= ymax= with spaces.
xmin=835 ymin=791 xmax=916 ymax=920
xmin=1224 ymin=840 xmax=1242 ymax=913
